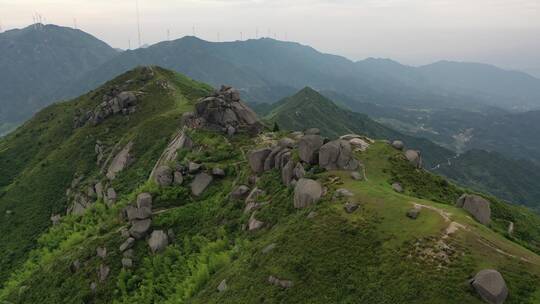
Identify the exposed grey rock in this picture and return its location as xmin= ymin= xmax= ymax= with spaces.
xmin=304 ymin=128 xmax=320 ymax=135
xmin=212 ymin=167 xmax=226 ymax=177
xmin=148 ymin=230 xmax=169 ymax=254
xmin=334 ymin=188 xmax=354 ymax=199
xmin=226 ymin=125 xmax=236 ymax=136
xmin=349 ymin=138 xmax=370 ymax=151
xmin=90 ymin=282 xmax=97 ymax=293
xmin=173 ymin=171 xmax=184 ymax=185
xmin=217 ymin=279 xmax=228 ymax=292
xmin=188 ymin=162 xmax=203 ymax=173
xmin=278 ymin=137 xmax=295 ymax=148
xmin=106 ymin=187 xmax=117 ymax=205
xmin=129 ymin=219 xmax=152 ymax=239
xmin=282 ymin=160 xmax=295 ymax=186
xmin=307 ymin=211 xmax=317 ymax=219
xmin=123 ymin=249 xmax=134 ymax=258
xmin=119 ymin=237 xmax=135 ymax=252
xmin=155 ymin=166 xmax=173 ymax=187
xmin=392 ymin=182 xmax=403 ymax=193
xmin=244 ymin=202 xmax=264 ymax=214
xmin=248 ymin=213 xmax=264 ymax=231
xmin=149 ymin=130 xmax=193 ymax=179
xmin=268 ymin=275 xmax=293 ymax=289
xmin=106 ymin=141 xmax=133 ymax=180
xmin=264 ymin=146 xmax=284 ymax=171
xmin=406 ymin=208 xmax=420 ymax=219
xmin=194 ymin=86 xmax=263 ymax=134
xmin=471 ymin=269 xmax=508 ymax=304
xmin=167 ymin=229 xmax=176 ymax=242
xmin=87 ymin=185 xmax=97 ymax=198
xmin=351 ymin=171 xmax=363 ymax=181
xmin=121 ymin=258 xmax=133 ymax=268
xmin=392 ymin=140 xmax=405 ymax=150
xmin=231 ymin=185 xmax=250 ymax=200
xmin=405 ymin=150 xmax=423 ymax=169
xmin=137 ymin=192 xmax=152 ymax=209
xmin=96 ymin=247 xmax=107 ymax=259
xmin=191 ymin=173 xmax=213 ymax=196
xmin=245 ymin=187 xmax=264 ymax=204
xmin=298 ymin=135 xmax=324 ymax=164
xmin=293 ymin=163 xmax=305 ymax=180
xmin=262 ymin=243 xmax=277 ymax=254
xmin=95 ymin=182 xmax=103 ymax=199
xmin=319 ymin=139 xmax=360 ymax=171
xmin=70 ymin=260 xmax=81 ymax=273
xmin=290 ymin=131 xmax=304 ymax=139
xmin=457 ymin=194 xmax=491 ymax=225
xmin=294 ymin=178 xmax=323 ymax=209
xmin=344 ymin=202 xmax=359 ymax=213
xmin=50 ymin=214 xmax=61 ymax=225
xmin=274 ymin=149 xmax=291 ymax=170
xmin=98 ymin=264 xmax=110 ymax=282
xmin=120 ymin=227 xmax=130 ymax=238
xmin=248 ymin=148 xmax=272 ymax=174
xmin=340 ymin=134 xmax=362 ymax=141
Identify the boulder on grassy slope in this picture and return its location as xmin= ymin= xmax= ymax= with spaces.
xmin=471 ymin=269 xmax=508 ymax=304
xmin=457 ymin=194 xmax=491 ymax=225
xmin=248 ymin=148 xmax=272 ymax=174
xmin=318 ymin=139 xmax=360 ymax=171
xmin=106 ymin=141 xmax=134 ymax=180
xmin=191 ymin=173 xmax=213 ymax=196
xmin=405 ymin=149 xmax=422 ymax=169
xmin=294 ymin=178 xmax=323 ymax=209
xmin=148 ymin=230 xmax=169 ymax=254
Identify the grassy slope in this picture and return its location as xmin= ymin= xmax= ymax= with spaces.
xmin=1 ymin=70 xmax=540 ymax=303
xmin=0 ymin=66 xmax=212 ymax=286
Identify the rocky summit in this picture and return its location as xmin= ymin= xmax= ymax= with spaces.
xmin=1 ymin=67 xmax=540 ymax=304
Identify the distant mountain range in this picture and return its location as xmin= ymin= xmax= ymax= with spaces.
xmin=0 ymin=24 xmax=118 ymax=134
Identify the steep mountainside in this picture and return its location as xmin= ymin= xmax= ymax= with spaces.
xmin=0 ymin=23 xmax=118 ymax=134
xmin=265 ymin=88 xmax=540 ymax=209
xmin=1 ymin=67 xmax=540 ymax=303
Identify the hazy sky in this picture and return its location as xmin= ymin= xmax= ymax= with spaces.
xmin=1 ymin=0 xmax=540 ymax=76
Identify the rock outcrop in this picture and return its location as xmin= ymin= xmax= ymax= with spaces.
xmin=318 ymin=139 xmax=360 ymax=171
xmin=148 ymin=230 xmax=169 ymax=254
xmin=106 ymin=141 xmax=134 ymax=180
xmin=405 ymin=150 xmax=422 ymax=169
xmin=471 ymin=269 xmax=508 ymax=304
xmin=192 ymin=85 xmax=263 ymax=135
xmin=149 ymin=129 xmax=193 ymax=180
xmin=73 ymin=89 xmax=138 ymax=128
xmin=154 ymin=166 xmax=173 ymax=187
xmin=298 ymin=135 xmax=324 ymax=164
xmin=392 ymin=140 xmax=404 ymax=150
xmin=457 ymin=194 xmax=491 ymax=225
xmin=294 ymin=178 xmax=323 ymax=209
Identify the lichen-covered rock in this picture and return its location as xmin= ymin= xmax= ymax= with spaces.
xmin=148 ymin=230 xmax=169 ymax=254
xmin=405 ymin=150 xmax=422 ymax=169
xmin=298 ymin=135 xmax=324 ymax=164
xmin=248 ymin=148 xmax=272 ymax=174
xmin=294 ymin=178 xmax=323 ymax=209
xmin=190 ymin=173 xmax=213 ymax=196
xmin=471 ymin=269 xmax=508 ymax=304
xmin=457 ymin=194 xmax=491 ymax=225
xmin=318 ymin=140 xmax=359 ymax=171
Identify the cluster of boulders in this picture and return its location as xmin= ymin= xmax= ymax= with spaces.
xmin=183 ymin=85 xmax=263 ymax=136
xmin=230 ymin=184 xmax=267 ymax=231
xmin=457 ymin=194 xmax=491 ymax=225
xmin=66 ymin=176 xmax=117 ymax=216
xmin=391 ymin=140 xmax=423 ymax=169
xmin=73 ymin=89 xmax=138 ymax=128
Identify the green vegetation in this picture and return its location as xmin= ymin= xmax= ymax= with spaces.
xmin=1 ymin=67 xmax=540 ymax=303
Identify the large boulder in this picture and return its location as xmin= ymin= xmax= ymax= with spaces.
xmin=457 ymin=194 xmax=491 ymax=225
xmin=248 ymin=148 xmax=272 ymax=174
xmin=148 ymin=230 xmax=169 ymax=254
xmin=231 ymin=185 xmax=250 ymax=200
xmin=281 ymin=160 xmax=295 ymax=186
xmin=191 ymin=173 xmax=213 ymax=196
xmin=298 ymin=135 xmax=324 ymax=164
xmin=129 ymin=219 xmax=152 ymax=239
xmin=294 ymin=178 xmax=323 ymax=209
xmin=471 ymin=269 xmax=508 ymax=304
xmin=137 ymin=192 xmax=152 ymax=209
xmin=405 ymin=150 xmax=423 ymax=169
xmin=154 ymin=166 xmax=173 ymax=187
xmin=318 ymin=139 xmax=359 ymax=171
xmin=392 ymin=140 xmax=404 ymax=150
xmin=194 ymin=86 xmax=263 ymax=134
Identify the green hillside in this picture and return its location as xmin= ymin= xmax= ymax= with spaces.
xmin=1 ymin=67 xmax=540 ymax=303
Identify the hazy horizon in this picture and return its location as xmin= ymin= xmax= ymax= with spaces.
xmin=1 ymin=0 xmax=539 ymax=76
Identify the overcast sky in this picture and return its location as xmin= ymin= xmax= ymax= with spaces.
xmin=2 ymin=0 xmax=540 ymax=76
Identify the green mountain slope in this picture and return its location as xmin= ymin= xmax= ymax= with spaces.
xmin=1 ymin=67 xmax=540 ymax=303
xmin=264 ymin=87 xmax=454 ymax=168
xmin=0 ymin=23 xmax=118 ymax=134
